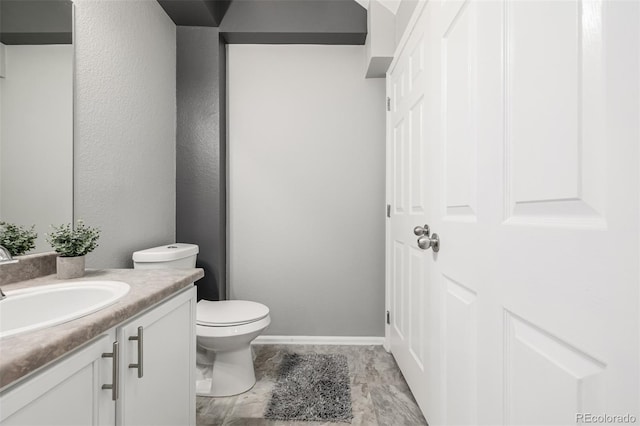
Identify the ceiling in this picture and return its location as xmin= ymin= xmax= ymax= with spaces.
xmin=158 ymin=0 xmax=368 ymax=45
xmin=157 ymin=0 xmax=232 ymax=27
xmin=0 ymin=0 xmax=367 ymax=46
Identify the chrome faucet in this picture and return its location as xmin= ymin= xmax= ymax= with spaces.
xmin=0 ymin=245 xmax=17 ymax=300
xmin=0 ymin=245 xmax=16 ymax=265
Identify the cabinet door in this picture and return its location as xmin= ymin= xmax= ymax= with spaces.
xmin=117 ymin=287 xmax=196 ymax=426
xmin=0 ymin=331 xmax=116 ymax=426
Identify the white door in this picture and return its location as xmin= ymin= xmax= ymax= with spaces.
xmin=386 ymin=1 xmax=438 ymax=416
xmin=386 ymin=1 xmax=640 ymax=425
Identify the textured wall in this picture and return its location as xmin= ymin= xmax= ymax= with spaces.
xmin=74 ymin=0 xmax=176 ymax=268
xmin=176 ymin=27 xmax=226 ymax=300
xmin=228 ymin=45 xmax=386 ymax=337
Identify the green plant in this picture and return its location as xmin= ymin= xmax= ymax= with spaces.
xmin=46 ymin=220 xmax=100 ymax=257
xmin=0 ymin=221 xmax=38 ymax=256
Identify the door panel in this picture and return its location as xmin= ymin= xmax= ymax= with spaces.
xmin=409 ymin=247 xmax=426 ymax=368
xmin=443 ymin=0 xmax=478 ymax=220
xmin=508 ymin=1 xmax=580 ymax=205
xmin=393 ymin=121 xmax=405 ymax=214
xmin=443 ymin=275 xmax=477 ymax=426
xmin=505 ymin=0 xmax=606 ymax=226
xmin=387 ymin=1 xmax=639 ymax=425
xmin=387 ymin=4 xmax=434 ymax=416
xmin=410 ymin=99 xmax=425 ymax=214
xmin=504 ymin=312 xmax=605 ymax=425
xmin=392 ymin=240 xmax=406 ymax=339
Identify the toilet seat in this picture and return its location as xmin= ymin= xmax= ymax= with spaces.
xmin=197 ymin=300 xmax=270 ymax=327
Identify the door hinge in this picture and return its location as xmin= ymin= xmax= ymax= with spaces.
xmin=386 ymin=310 xmax=391 ymax=325
xmin=386 ymin=97 xmax=391 ymax=112
xmin=386 ymin=204 xmax=391 ymax=218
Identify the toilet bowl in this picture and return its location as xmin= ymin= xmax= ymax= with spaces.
xmin=196 ymin=300 xmax=270 ymax=396
xmin=132 ymin=244 xmax=270 ymax=397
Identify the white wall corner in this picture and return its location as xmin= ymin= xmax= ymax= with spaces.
xmin=365 ymin=0 xmax=395 ymax=78
xmin=378 ymin=0 xmax=401 ymax=15
xmin=354 ymin=0 xmax=369 ymax=10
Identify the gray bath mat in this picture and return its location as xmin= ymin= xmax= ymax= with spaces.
xmin=264 ymin=353 xmax=353 ymax=422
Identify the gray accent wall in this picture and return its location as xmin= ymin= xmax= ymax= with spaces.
xmin=176 ymin=27 xmax=226 ymax=301
xmin=157 ymin=0 xmax=231 ymax=27
xmin=74 ymin=0 xmax=177 ymax=268
xmin=169 ymin=1 xmax=367 ymax=301
xmin=157 ymin=0 xmax=365 ymax=45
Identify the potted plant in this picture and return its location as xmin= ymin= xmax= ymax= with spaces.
xmin=46 ymin=220 xmax=100 ymax=279
xmin=0 ymin=221 xmax=38 ymax=257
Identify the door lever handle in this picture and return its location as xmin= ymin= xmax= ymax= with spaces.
xmin=417 ymin=233 xmax=440 ymax=252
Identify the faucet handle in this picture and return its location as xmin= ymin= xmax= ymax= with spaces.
xmin=0 ymin=245 xmax=12 ymax=261
xmin=0 ymin=245 xmax=18 ymax=265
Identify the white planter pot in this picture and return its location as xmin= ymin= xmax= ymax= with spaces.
xmin=56 ymin=255 xmax=85 ymax=279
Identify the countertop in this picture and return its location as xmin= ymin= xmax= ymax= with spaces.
xmin=0 ymin=268 xmax=204 ymax=390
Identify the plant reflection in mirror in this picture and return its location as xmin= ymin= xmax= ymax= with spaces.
xmin=0 ymin=222 xmax=38 ymax=256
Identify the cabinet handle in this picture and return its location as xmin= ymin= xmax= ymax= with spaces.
xmin=102 ymin=341 xmax=119 ymax=401
xmin=128 ymin=326 xmax=144 ymax=378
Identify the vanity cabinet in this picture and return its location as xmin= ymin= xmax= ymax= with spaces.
xmin=0 ymin=286 xmax=196 ymax=426
xmin=0 ymin=331 xmax=117 ymax=425
xmin=117 ymin=287 xmax=196 ymax=426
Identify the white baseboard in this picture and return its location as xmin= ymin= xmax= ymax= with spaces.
xmin=253 ymin=335 xmax=385 ymax=346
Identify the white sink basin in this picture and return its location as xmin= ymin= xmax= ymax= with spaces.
xmin=0 ymin=281 xmax=130 ymax=338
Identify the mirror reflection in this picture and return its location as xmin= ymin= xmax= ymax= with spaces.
xmin=0 ymin=0 xmax=73 ymax=254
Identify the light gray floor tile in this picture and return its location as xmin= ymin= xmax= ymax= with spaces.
xmin=197 ymin=394 xmax=238 ymax=426
xmin=197 ymin=344 xmax=428 ymax=426
xmin=370 ymin=384 xmax=427 ymax=426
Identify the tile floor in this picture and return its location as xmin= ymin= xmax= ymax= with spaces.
xmin=196 ymin=344 xmax=428 ymax=426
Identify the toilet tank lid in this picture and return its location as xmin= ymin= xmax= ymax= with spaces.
xmin=132 ymin=243 xmax=199 ymax=262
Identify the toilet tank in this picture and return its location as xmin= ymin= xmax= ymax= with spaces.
xmin=132 ymin=243 xmax=199 ymax=269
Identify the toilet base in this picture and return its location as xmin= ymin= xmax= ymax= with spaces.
xmin=196 ymin=345 xmax=256 ymax=397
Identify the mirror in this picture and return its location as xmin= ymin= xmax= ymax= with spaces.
xmin=0 ymin=0 xmax=74 ymax=254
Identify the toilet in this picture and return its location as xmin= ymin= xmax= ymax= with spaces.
xmin=132 ymin=243 xmax=271 ymax=397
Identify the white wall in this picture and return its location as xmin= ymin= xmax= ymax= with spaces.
xmin=394 ymin=0 xmax=419 ymax=45
xmin=74 ymin=0 xmax=176 ymax=267
xmin=0 ymin=43 xmax=5 ymax=77
xmin=228 ymin=45 xmax=386 ymax=337
xmin=0 ymin=44 xmax=73 ymax=252
xmin=365 ymin=0 xmax=396 ymax=78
